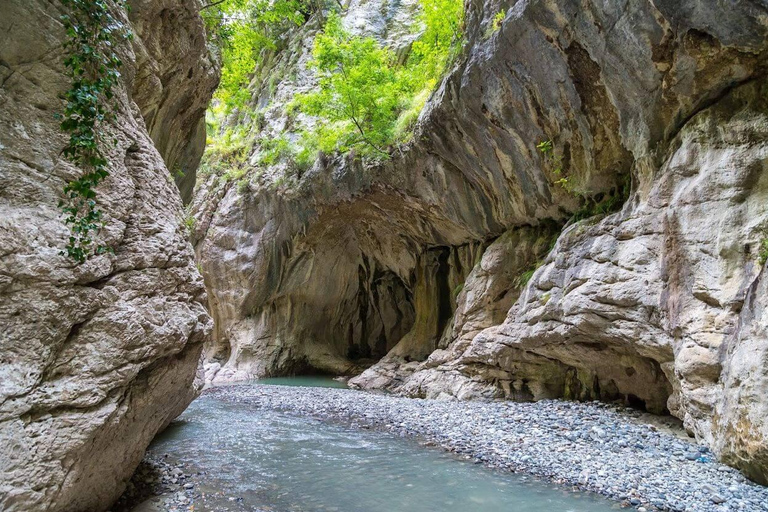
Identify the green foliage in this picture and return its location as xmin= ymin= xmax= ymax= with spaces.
xmin=536 ymin=139 xmax=553 ymax=154
xmin=171 ymin=164 xmax=185 ymax=180
xmin=237 ymin=177 xmax=251 ymax=194
xmin=537 ymin=139 xmax=573 ymax=192
xmin=512 ymin=227 xmax=563 ymax=289
xmin=201 ymin=107 xmax=253 ymax=176
xmin=258 ymin=135 xmax=293 ymax=166
xmin=492 ymin=9 xmax=506 ymax=31
xmin=409 ymin=0 xmax=464 ymax=80
xmin=223 ymin=166 xmax=247 ymax=183
xmin=184 ymin=212 xmax=196 ymax=233
xmin=759 ymin=237 xmax=768 ymax=266
xmin=253 ymin=131 xmax=316 ymax=176
xmin=57 ymin=0 xmax=131 ymax=263
xmin=392 ymin=87 xmax=432 ymax=143
xmin=295 ymin=0 xmax=464 ymax=159
xmin=537 ymin=139 xmax=631 ymax=220
xmin=516 ymin=267 xmax=537 ymax=288
xmin=292 ymin=133 xmax=319 ymax=171
xmin=570 ymin=172 xmax=630 ymax=223
xmin=294 ymin=13 xmax=408 ymax=156
xmin=571 ymin=194 xmax=618 ymax=222
xmin=203 ymin=0 xmax=464 ymax=179
xmin=516 ymin=256 xmax=548 ymax=288
xmin=485 ymin=9 xmax=505 ymax=37
xmin=202 ymin=0 xmax=309 ymax=113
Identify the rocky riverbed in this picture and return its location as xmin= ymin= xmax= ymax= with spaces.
xmin=212 ymin=385 xmax=768 ymax=512
xmin=121 ymin=384 xmax=768 ymax=511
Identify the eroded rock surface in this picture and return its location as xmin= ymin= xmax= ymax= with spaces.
xmin=194 ymin=0 xmax=768 ymax=483
xmin=0 ymin=0 xmax=217 ymax=510
xmin=399 ymin=82 xmax=768 ymax=426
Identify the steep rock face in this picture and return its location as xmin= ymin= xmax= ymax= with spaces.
xmin=130 ymin=0 xmax=219 ymax=203
xmin=194 ymin=0 xmax=768 ymax=482
xmin=0 ymin=1 xmax=217 ymax=510
xmin=397 ymin=83 xmax=768 ymax=423
xmin=353 ymin=226 xmax=558 ymax=391
xmin=715 ymin=209 xmax=768 ymax=485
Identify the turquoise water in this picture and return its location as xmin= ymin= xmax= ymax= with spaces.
xmin=255 ymin=376 xmax=349 ymax=388
xmin=149 ymin=383 xmax=620 ymax=512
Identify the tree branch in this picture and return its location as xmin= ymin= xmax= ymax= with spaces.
xmin=337 ymin=61 xmax=388 ymax=156
xmin=200 ymin=0 xmax=227 ymax=11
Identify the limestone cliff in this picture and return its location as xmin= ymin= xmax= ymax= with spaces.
xmin=0 ymin=0 xmax=217 ymax=510
xmin=194 ymin=0 xmax=768 ymax=484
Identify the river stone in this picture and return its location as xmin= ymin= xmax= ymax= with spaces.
xmin=0 ymin=0 xmax=217 ymax=510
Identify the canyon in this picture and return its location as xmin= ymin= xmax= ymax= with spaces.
xmin=1 ymin=0 xmax=768 ymax=510
xmin=195 ymin=0 xmax=768 ymax=488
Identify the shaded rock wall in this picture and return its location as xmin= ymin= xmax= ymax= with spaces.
xmin=0 ymin=0 xmax=217 ymax=510
xmin=130 ymin=0 xmax=219 ymax=203
xmin=194 ymin=0 xmax=768 ymax=482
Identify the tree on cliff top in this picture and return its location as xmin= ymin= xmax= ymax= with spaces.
xmin=293 ymin=0 xmax=464 ymax=159
xmin=202 ymin=0 xmax=308 ymax=112
xmin=295 ymin=13 xmax=410 ymax=156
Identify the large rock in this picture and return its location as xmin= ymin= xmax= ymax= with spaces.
xmin=715 ymin=230 xmax=768 ymax=485
xmin=351 ymin=225 xmax=559 ymax=392
xmin=401 ymin=82 xmax=768 ymax=424
xmin=194 ymin=0 xmax=768 ymax=483
xmin=0 ymin=0 xmax=217 ymax=510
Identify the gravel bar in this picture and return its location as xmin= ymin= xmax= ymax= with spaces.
xmin=208 ymin=384 xmax=768 ymax=512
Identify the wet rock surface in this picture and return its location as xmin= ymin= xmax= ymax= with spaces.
xmin=201 ymin=385 xmax=768 ymax=512
xmin=114 ymin=455 xmax=255 ymax=512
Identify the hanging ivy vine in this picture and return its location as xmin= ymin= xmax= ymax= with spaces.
xmin=57 ymin=0 xmax=131 ymax=263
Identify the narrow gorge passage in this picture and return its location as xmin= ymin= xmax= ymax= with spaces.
xmin=3 ymin=0 xmax=768 ymax=511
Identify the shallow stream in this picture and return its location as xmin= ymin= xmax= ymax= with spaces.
xmin=148 ymin=378 xmax=620 ymax=511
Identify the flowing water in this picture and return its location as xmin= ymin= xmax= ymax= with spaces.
xmin=254 ymin=376 xmax=349 ymax=388
xmin=149 ymin=378 xmax=620 ymax=511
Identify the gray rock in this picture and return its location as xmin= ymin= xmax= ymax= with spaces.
xmin=711 ymin=494 xmax=727 ymax=504
xmin=0 ymin=0 xmax=217 ymax=510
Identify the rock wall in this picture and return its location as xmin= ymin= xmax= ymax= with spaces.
xmin=0 ymin=1 xmax=217 ymax=510
xmin=395 ymin=82 xmax=768 ymax=421
xmin=130 ymin=0 xmax=218 ymax=203
xmin=194 ymin=0 xmax=768 ymax=483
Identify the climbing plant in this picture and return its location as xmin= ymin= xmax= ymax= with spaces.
xmin=537 ymin=139 xmax=571 ymax=191
xmin=758 ymin=237 xmax=768 ymax=266
xmin=57 ymin=0 xmax=131 ymax=263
